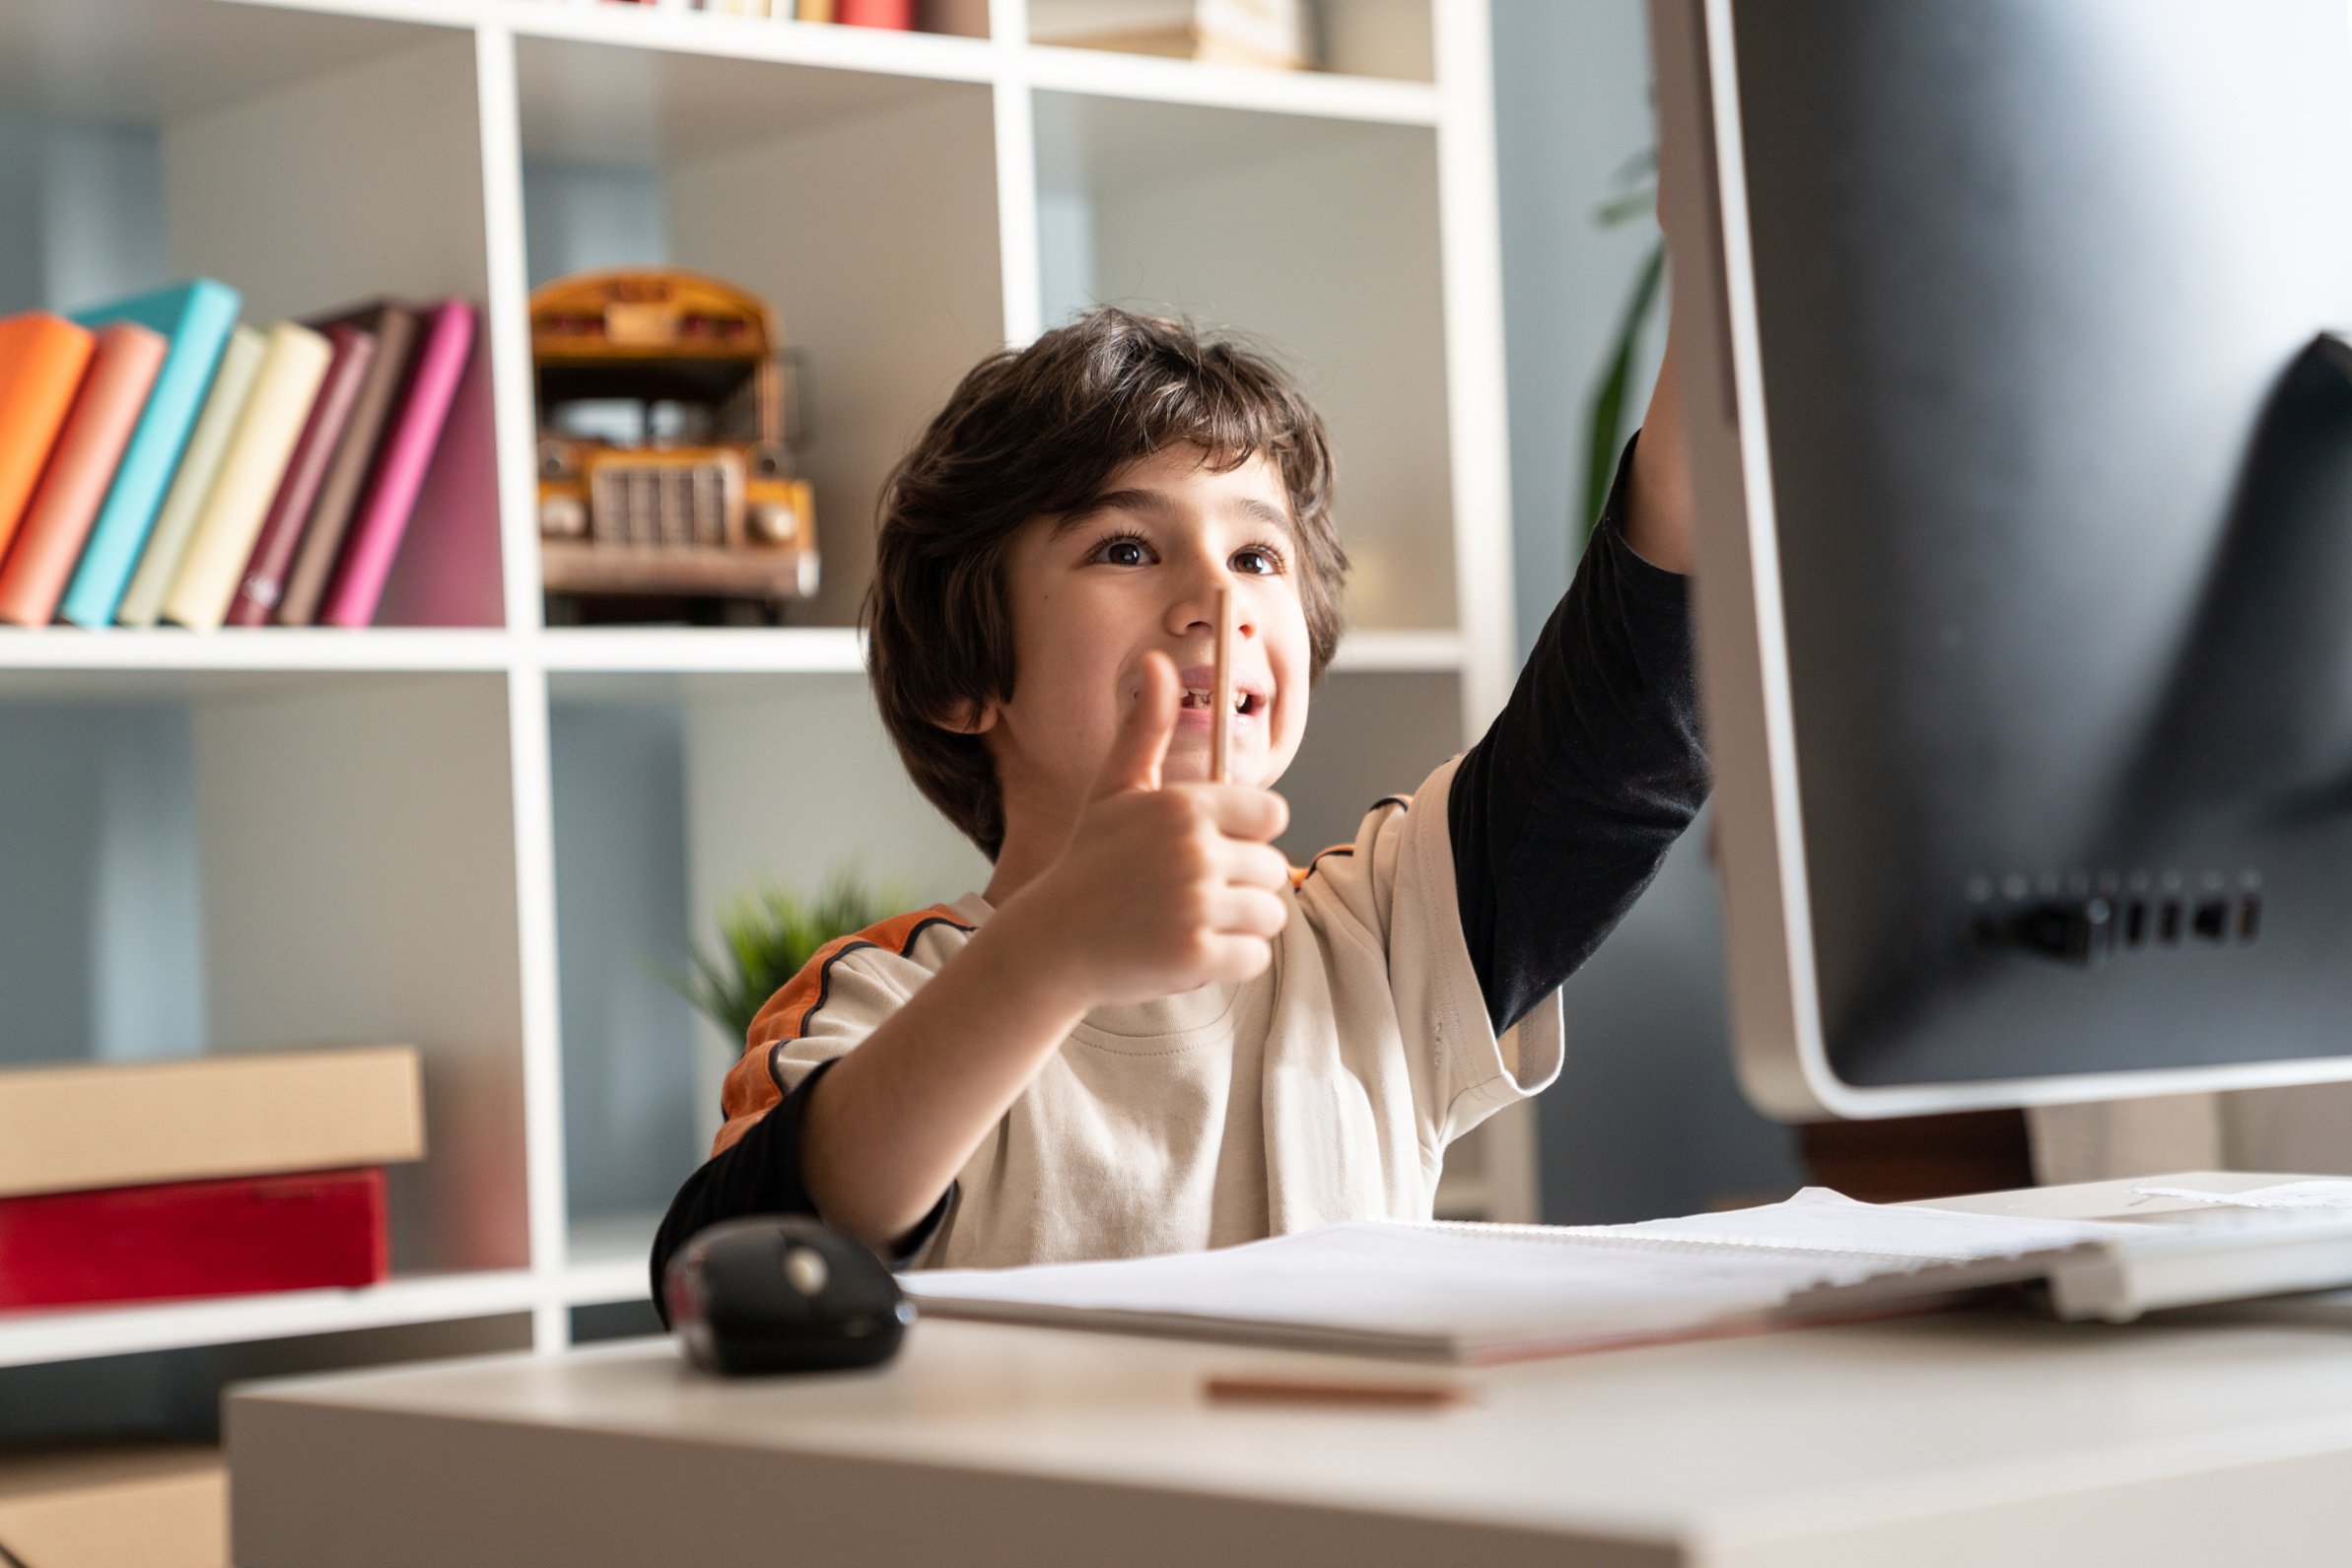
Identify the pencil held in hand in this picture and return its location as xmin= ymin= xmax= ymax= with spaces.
xmin=1211 ymin=584 xmax=1235 ymax=784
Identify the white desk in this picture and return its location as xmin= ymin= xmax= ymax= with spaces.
xmin=229 ymin=1295 xmax=2352 ymax=1567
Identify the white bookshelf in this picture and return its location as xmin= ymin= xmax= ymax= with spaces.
xmin=0 ymin=0 xmax=1527 ymax=1392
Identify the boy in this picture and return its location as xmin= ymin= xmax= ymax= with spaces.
xmin=653 ymin=306 xmax=1702 ymax=1292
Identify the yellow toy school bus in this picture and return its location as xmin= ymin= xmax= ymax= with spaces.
xmin=531 ymin=267 xmax=816 ymax=616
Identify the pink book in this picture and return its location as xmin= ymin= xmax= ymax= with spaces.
xmin=0 ymin=322 xmax=168 ymax=627
xmin=226 ymin=322 xmax=377 ymax=627
xmin=318 ymin=299 xmax=474 ymax=629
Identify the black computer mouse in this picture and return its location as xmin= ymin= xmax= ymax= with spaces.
xmin=664 ymin=1216 xmax=915 ymax=1375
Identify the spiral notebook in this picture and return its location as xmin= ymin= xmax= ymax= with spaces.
xmin=904 ymin=1190 xmax=2133 ymax=1364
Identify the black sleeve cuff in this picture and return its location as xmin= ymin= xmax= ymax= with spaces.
xmin=648 ymin=1057 xmax=955 ymax=1325
xmin=1590 ymin=443 xmax=1693 ymax=611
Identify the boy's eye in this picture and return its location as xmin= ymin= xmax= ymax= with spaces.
xmin=1232 ymin=545 xmax=1282 ymax=576
xmin=1091 ymin=534 xmax=1154 ymax=568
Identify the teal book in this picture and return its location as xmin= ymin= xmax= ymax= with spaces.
xmin=58 ymin=279 xmax=242 ymax=629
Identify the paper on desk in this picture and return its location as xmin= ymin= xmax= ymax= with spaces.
xmin=905 ymin=1191 xmax=2128 ymax=1360
xmin=1555 ymin=1187 xmax=2137 ymax=1261
xmin=2131 ymin=1179 xmax=2352 ymax=1210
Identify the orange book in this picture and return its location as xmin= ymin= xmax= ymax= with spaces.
xmin=0 ymin=312 xmax=98 ymax=561
xmin=0 ymin=322 xmax=168 ymax=626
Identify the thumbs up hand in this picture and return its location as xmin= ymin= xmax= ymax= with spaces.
xmin=1012 ymin=652 xmax=1292 ymax=1008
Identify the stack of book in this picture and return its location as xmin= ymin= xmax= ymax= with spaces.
xmin=1026 ymin=0 xmax=1309 ymax=69
xmin=0 ymin=1047 xmax=423 ymax=1312
xmin=710 ymin=0 xmax=912 ymax=21
xmin=579 ymin=0 xmax=993 ymax=33
xmin=0 ymin=284 xmax=476 ymax=633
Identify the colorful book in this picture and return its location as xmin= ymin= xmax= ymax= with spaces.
xmin=160 ymin=321 xmax=331 ymax=631
xmin=0 ymin=1046 xmax=423 ymax=1199
xmin=56 ymin=279 xmax=243 ymax=630
xmin=277 ymin=302 xmax=420 ymax=627
xmin=0 ymin=322 xmax=169 ymax=627
xmin=0 ymin=312 xmax=97 ymax=560
xmin=319 ymin=299 xmax=475 ymax=629
xmin=115 ymin=324 xmax=266 ymax=629
xmin=0 ymin=1167 xmax=388 ymax=1310
xmin=226 ymin=323 xmax=378 ymax=627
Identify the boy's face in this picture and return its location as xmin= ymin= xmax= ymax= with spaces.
xmin=980 ymin=444 xmax=1313 ymax=799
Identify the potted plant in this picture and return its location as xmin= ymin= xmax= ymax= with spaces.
xmin=660 ymin=864 xmax=908 ymax=1043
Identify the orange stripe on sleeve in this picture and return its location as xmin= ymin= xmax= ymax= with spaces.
xmin=711 ymin=904 xmax=969 ymax=1156
xmin=1292 ymin=843 xmax=1357 ymax=889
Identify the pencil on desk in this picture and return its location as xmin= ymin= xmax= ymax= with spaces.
xmin=1203 ymin=1374 xmax=1468 ymax=1409
xmin=1211 ymin=584 xmax=1234 ymax=784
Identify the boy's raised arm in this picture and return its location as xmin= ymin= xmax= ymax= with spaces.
xmin=1620 ymin=323 xmax=1695 ymax=575
xmin=1446 ymin=308 xmax=1710 ymax=1035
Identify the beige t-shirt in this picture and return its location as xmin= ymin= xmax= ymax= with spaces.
xmin=712 ymin=755 xmax=1562 ymax=1269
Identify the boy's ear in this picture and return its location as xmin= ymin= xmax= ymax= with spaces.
xmin=935 ymin=695 xmax=1000 ymax=736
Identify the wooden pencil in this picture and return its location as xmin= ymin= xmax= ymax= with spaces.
xmin=1202 ymin=1375 xmax=1469 ymax=1409
xmin=1211 ymin=584 xmax=1235 ymax=784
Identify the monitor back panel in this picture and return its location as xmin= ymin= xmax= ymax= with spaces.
xmin=1660 ymin=0 xmax=2352 ymax=1111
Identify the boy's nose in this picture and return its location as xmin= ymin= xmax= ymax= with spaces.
xmin=1167 ymin=577 xmax=1255 ymax=641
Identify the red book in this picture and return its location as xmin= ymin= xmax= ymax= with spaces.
xmin=226 ymin=322 xmax=378 ymax=627
xmin=0 ymin=1168 xmax=387 ymax=1312
xmin=318 ymin=299 xmax=473 ymax=629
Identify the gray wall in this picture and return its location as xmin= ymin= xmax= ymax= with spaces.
xmin=548 ymin=699 xmax=703 ymax=1224
xmin=0 ymin=115 xmax=167 ymax=314
xmin=1489 ymin=0 xmax=1803 ymax=1221
xmin=0 ymin=702 xmax=206 ymax=1067
xmin=521 ymin=162 xmax=668 ymax=290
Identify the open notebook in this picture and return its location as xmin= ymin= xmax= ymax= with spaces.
xmin=902 ymin=1190 xmax=2136 ymax=1364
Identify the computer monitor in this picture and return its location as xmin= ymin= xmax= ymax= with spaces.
xmin=1650 ymin=0 xmax=2352 ymax=1119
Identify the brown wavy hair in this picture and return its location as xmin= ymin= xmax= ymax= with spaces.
xmin=865 ymin=307 xmax=1348 ymax=858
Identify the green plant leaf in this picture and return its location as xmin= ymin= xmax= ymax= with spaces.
xmin=654 ymin=862 xmax=911 ymax=1046
xmin=1592 ymin=185 xmax=1658 ymax=230
xmin=1583 ymin=239 xmax=1666 ymax=536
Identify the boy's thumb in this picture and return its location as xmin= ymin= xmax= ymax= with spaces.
xmin=1093 ymin=653 xmax=1178 ymax=797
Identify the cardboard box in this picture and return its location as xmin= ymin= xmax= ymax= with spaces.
xmin=0 ymin=1446 xmax=226 ymax=1568
xmin=0 ymin=1047 xmax=423 ymax=1199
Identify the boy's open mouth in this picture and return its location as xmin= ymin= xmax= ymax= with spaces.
xmin=1181 ymin=687 xmax=1262 ymax=717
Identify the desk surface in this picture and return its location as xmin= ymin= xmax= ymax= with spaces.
xmin=230 ymin=1297 xmax=2352 ymax=1568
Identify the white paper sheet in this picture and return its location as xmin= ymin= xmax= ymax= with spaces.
xmin=905 ymin=1190 xmax=2128 ymax=1358
xmin=1555 ymin=1187 xmax=2138 ymax=1261
xmin=2132 ymin=1179 xmax=2352 ymax=1211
